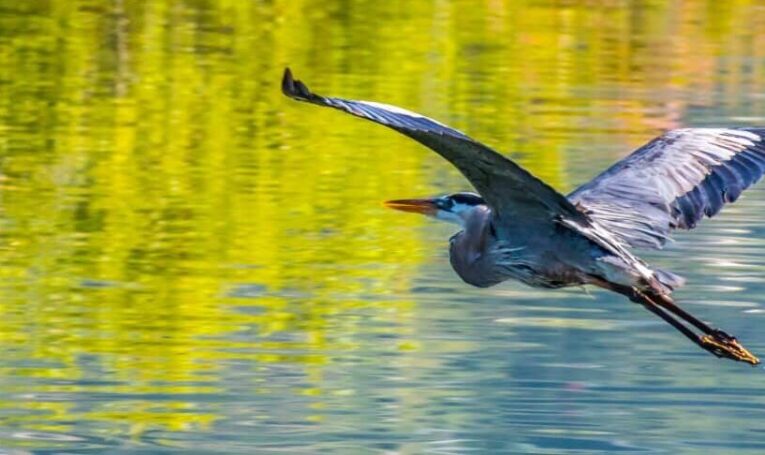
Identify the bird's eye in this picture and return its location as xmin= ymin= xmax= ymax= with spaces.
xmin=437 ymin=198 xmax=452 ymax=210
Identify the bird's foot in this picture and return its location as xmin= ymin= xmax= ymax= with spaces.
xmin=700 ymin=329 xmax=760 ymax=365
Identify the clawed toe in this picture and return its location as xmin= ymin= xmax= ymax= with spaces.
xmin=627 ymin=289 xmax=759 ymax=366
xmin=700 ymin=331 xmax=760 ymax=365
xmin=710 ymin=329 xmax=735 ymax=342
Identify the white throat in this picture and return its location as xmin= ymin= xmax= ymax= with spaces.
xmin=435 ymin=203 xmax=481 ymax=227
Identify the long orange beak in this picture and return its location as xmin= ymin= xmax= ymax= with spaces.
xmin=384 ymin=198 xmax=438 ymax=215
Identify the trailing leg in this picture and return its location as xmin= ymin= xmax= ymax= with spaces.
xmin=588 ymin=276 xmax=759 ymax=365
xmin=635 ymin=290 xmax=759 ymax=365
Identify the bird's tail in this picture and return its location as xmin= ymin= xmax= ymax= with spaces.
xmin=653 ymin=268 xmax=686 ymax=292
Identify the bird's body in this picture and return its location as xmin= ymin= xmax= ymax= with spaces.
xmin=448 ymin=196 xmax=673 ymax=291
xmin=450 ymin=206 xmax=598 ymax=289
xmin=282 ymin=68 xmax=760 ymax=365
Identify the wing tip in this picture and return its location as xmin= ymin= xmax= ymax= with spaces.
xmin=742 ymin=127 xmax=765 ymax=141
xmin=282 ymin=67 xmax=316 ymax=101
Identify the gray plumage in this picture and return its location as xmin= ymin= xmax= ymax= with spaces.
xmin=282 ymin=68 xmax=761 ymax=364
xmin=569 ymin=128 xmax=765 ymax=249
xmin=280 ymin=69 xmax=586 ymax=227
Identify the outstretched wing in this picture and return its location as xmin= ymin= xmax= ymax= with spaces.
xmin=282 ymin=68 xmax=587 ymax=227
xmin=569 ymin=128 xmax=765 ymax=249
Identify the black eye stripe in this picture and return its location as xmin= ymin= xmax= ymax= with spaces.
xmin=450 ymin=192 xmax=484 ymax=206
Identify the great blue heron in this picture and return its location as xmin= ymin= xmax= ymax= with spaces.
xmin=282 ymin=68 xmax=761 ymax=365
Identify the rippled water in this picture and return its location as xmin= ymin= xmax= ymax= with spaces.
xmin=2 ymin=1 xmax=765 ymax=453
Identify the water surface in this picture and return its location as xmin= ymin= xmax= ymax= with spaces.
xmin=1 ymin=1 xmax=765 ymax=453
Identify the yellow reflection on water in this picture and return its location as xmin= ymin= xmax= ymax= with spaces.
xmin=0 ymin=0 xmax=763 ymax=444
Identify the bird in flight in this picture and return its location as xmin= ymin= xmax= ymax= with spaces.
xmin=282 ymin=68 xmax=761 ymax=365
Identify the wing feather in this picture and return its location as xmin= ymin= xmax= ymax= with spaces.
xmin=569 ymin=128 xmax=765 ymax=249
xmin=282 ymin=68 xmax=587 ymax=227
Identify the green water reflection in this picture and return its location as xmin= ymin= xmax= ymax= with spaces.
xmin=0 ymin=0 xmax=765 ymax=452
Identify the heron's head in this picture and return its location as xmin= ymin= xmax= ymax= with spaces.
xmin=384 ymin=192 xmax=485 ymax=226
